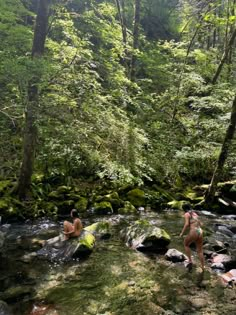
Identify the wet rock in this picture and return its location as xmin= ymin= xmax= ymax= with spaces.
xmin=20 ymin=252 xmax=37 ymax=263
xmin=121 ymin=219 xmax=171 ymax=252
xmin=211 ymin=254 xmax=235 ymax=270
xmin=0 ymin=300 xmax=12 ymax=315
xmin=221 ymin=215 xmax=236 ymax=220
xmin=219 ymin=269 xmax=236 ymax=286
xmin=0 ymin=286 xmax=34 ymax=303
xmin=203 ymin=239 xmax=228 ymax=254
xmin=37 ymin=230 xmax=95 ymax=261
xmin=29 ymin=304 xmax=59 ymax=315
xmin=84 ymin=221 xmax=111 ymax=239
xmin=200 ymin=210 xmax=217 ymax=217
xmin=215 ymin=225 xmax=234 ymax=237
xmin=0 ymin=231 xmax=4 ymax=250
xmin=165 ymin=248 xmax=187 ymax=262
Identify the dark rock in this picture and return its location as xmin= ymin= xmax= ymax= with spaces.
xmin=165 ymin=248 xmax=187 ymax=262
xmin=37 ymin=230 xmax=95 ymax=261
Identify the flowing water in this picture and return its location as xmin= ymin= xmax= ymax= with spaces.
xmin=0 ymin=211 xmax=236 ymax=315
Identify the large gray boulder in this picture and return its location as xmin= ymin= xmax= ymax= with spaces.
xmin=37 ymin=230 xmax=95 ymax=261
xmin=121 ymin=219 xmax=171 ymax=252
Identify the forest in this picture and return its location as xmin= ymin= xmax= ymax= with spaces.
xmin=0 ymin=0 xmax=236 ymax=218
xmin=0 ymin=1 xmax=236 ymax=314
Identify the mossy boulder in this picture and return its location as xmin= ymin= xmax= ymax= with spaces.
xmin=118 ymin=201 xmax=137 ymax=214
xmin=127 ymin=188 xmax=145 ymax=207
xmin=0 ymin=286 xmax=34 ymax=303
xmin=37 ymin=230 xmax=95 ymax=261
xmin=84 ymin=221 xmax=111 ymax=239
xmin=75 ymin=197 xmax=88 ymax=212
xmin=94 ymin=201 xmax=113 ymax=215
xmin=95 ymin=192 xmax=121 ymax=211
xmin=121 ymin=219 xmax=171 ymax=252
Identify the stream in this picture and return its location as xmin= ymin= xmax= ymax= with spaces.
xmin=0 ymin=210 xmax=236 ymax=315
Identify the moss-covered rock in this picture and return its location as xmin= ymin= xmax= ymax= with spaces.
xmin=84 ymin=221 xmax=111 ymax=239
xmin=75 ymin=197 xmax=88 ymax=212
xmin=121 ymin=219 xmax=171 ymax=252
xmin=95 ymin=192 xmax=121 ymax=211
xmin=118 ymin=201 xmax=137 ymax=214
xmin=127 ymin=188 xmax=145 ymax=207
xmin=94 ymin=201 xmax=113 ymax=215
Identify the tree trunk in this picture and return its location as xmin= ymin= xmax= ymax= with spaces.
xmin=212 ymin=27 xmax=236 ymax=84
xmin=18 ymin=0 xmax=50 ymax=199
xmin=130 ymin=0 xmax=141 ymax=81
xmin=114 ymin=0 xmax=128 ymax=67
xmin=205 ymin=94 xmax=236 ymax=204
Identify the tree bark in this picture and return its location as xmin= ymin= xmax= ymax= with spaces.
xmin=212 ymin=27 xmax=236 ymax=84
xmin=205 ymin=94 xmax=236 ymax=204
xmin=130 ymin=0 xmax=141 ymax=81
xmin=18 ymin=0 xmax=50 ymax=199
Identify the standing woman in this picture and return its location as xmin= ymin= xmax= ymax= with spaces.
xmin=179 ymin=204 xmax=205 ymax=271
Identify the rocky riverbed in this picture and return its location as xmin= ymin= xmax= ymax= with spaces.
xmin=0 ymin=210 xmax=236 ymax=315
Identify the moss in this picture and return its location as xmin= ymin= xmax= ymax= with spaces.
xmin=48 ymin=191 xmax=65 ymax=200
xmin=167 ymin=200 xmax=188 ymax=210
xmin=57 ymin=185 xmax=72 ymax=193
xmin=127 ymin=188 xmax=145 ymax=207
xmin=75 ymin=197 xmax=88 ymax=212
xmin=94 ymin=201 xmax=113 ymax=215
xmin=118 ymin=201 xmax=137 ymax=214
xmin=66 ymin=193 xmax=81 ymax=200
xmin=0 ymin=180 xmax=11 ymax=195
xmin=0 ymin=198 xmax=9 ymax=210
xmin=84 ymin=221 xmax=111 ymax=236
xmin=79 ymin=232 xmax=95 ymax=250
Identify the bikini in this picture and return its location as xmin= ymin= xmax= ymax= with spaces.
xmin=189 ymin=211 xmax=202 ymax=236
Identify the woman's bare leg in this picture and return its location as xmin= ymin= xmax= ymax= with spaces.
xmin=184 ymin=234 xmax=193 ymax=263
xmin=196 ymin=235 xmax=204 ymax=271
xmin=63 ymin=221 xmax=73 ymax=240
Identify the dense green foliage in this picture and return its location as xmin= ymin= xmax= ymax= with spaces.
xmin=0 ymin=0 xmax=235 ymax=210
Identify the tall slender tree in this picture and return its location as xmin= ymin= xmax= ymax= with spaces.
xmin=18 ymin=0 xmax=50 ymax=199
xmin=130 ymin=0 xmax=141 ymax=80
xmin=205 ymin=94 xmax=236 ymax=204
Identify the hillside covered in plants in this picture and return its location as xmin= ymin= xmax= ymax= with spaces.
xmin=0 ymin=0 xmax=236 ymax=219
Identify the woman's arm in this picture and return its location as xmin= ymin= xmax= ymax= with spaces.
xmin=180 ymin=213 xmax=190 ymax=237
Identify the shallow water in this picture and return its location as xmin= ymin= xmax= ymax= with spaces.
xmin=1 ymin=211 xmax=236 ymax=315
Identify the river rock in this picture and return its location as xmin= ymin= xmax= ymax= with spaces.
xmin=211 ymin=254 xmax=235 ymax=270
xmin=165 ymin=248 xmax=187 ymax=262
xmin=29 ymin=304 xmax=59 ymax=315
xmin=0 ymin=231 xmax=4 ymax=250
xmin=215 ymin=225 xmax=234 ymax=237
xmin=219 ymin=269 xmax=236 ymax=286
xmin=37 ymin=230 xmax=95 ymax=261
xmin=84 ymin=221 xmax=111 ymax=239
xmin=0 ymin=300 xmax=12 ymax=315
xmin=122 ymin=219 xmax=171 ymax=252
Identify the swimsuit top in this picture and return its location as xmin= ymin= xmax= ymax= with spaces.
xmin=188 ymin=211 xmax=200 ymax=226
